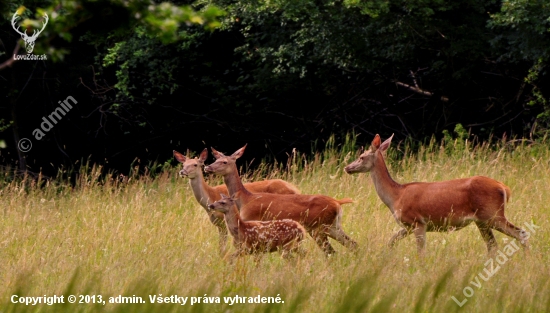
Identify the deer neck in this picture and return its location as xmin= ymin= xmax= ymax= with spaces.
xmin=222 ymin=206 xmax=241 ymax=240
xmin=222 ymin=164 xmax=252 ymax=208
xmin=370 ymin=152 xmax=402 ymax=213
xmin=188 ymin=170 xmax=215 ymax=210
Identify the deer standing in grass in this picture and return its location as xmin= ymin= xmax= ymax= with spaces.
xmin=208 ymin=194 xmax=306 ymax=260
xmin=204 ymin=145 xmax=357 ymax=256
xmin=344 ymin=134 xmax=529 ymax=254
xmin=173 ymin=149 xmax=300 ymax=256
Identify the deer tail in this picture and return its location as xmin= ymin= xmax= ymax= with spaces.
xmin=503 ymin=184 xmax=511 ymax=202
xmin=337 ymin=198 xmax=354 ymax=205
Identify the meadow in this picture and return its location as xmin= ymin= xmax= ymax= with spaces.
xmin=1 ymin=134 xmax=549 ymax=312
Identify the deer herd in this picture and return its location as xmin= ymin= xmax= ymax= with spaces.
xmin=174 ymin=134 xmax=529 ymax=262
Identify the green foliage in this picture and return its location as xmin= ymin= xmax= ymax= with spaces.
xmin=143 ymin=2 xmax=225 ymax=44
xmin=344 ymin=0 xmax=389 ymax=17
xmin=0 ymin=119 xmax=13 ymax=132
xmin=489 ymin=0 xmax=550 ymax=41
xmin=77 ymin=1 xmax=225 ymax=129
xmin=488 ymin=0 xmax=550 ymax=134
xmin=101 ymin=26 xmax=183 ymax=103
xmin=2 ymin=1 xmax=224 ymax=62
xmin=525 ymin=58 xmax=550 ymax=134
xmin=442 ymin=123 xmax=469 ymax=143
xmin=441 ymin=123 xmax=470 ymax=156
xmin=213 ymin=0 xmax=496 ymax=86
xmin=3 ymin=0 xmax=550 ymax=172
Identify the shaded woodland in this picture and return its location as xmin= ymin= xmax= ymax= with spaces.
xmin=1 ymin=0 xmax=549 ymax=176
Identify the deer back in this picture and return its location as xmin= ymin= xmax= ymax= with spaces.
xmin=237 ymin=192 xmax=347 ymax=229
xmin=394 ymin=176 xmax=510 ymax=227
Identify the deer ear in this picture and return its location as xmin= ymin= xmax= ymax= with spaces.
xmin=199 ymin=148 xmax=208 ymax=163
xmin=173 ymin=150 xmax=186 ymax=163
xmin=231 ymin=144 xmax=247 ymax=159
xmin=211 ymin=147 xmax=224 ymax=159
xmin=220 ymin=193 xmax=229 ymax=199
xmin=371 ymin=134 xmax=381 ymax=150
xmin=379 ymin=134 xmax=394 ymax=153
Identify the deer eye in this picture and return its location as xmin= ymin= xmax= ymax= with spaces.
xmin=194 ymin=164 xmax=197 ymax=167
xmin=223 ymin=161 xmax=227 ymax=164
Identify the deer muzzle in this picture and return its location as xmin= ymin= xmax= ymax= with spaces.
xmin=344 ymin=164 xmax=358 ymax=174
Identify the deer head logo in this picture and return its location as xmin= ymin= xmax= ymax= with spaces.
xmin=11 ymin=11 xmax=49 ymax=54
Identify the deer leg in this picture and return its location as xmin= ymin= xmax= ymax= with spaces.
xmin=327 ymin=226 xmax=358 ymax=251
xmin=388 ymin=228 xmax=409 ymax=248
xmin=281 ymin=246 xmax=297 ymax=260
xmin=253 ymin=253 xmax=263 ymax=266
xmin=226 ymin=250 xmax=242 ymax=265
xmin=217 ymin=226 xmax=229 ymax=256
xmin=475 ymin=221 xmax=498 ymax=254
xmin=319 ymin=234 xmax=336 ymax=256
xmin=281 ymin=239 xmax=303 ymax=259
xmin=311 ymin=230 xmax=336 ymax=256
xmin=491 ymin=217 xmax=530 ymax=249
xmin=281 ymin=248 xmax=291 ymax=260
xmin=326 ymin=211 xmax=358 ymax=251
xmin=294 ymin=245 xmax=307 ymax=258
xmin=413 ymin=224 xmax=427 ymax=255
xmin=226 ymin=243 xmax=248 ymax=264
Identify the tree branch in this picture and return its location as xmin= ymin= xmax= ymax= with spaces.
xmin=0 ymin=42 xmax=20 ymax=71
xmin=394 ymin=81 xmax=449 ymax=102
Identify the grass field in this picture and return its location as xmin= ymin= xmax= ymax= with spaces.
xmin=1 ymin=135 xmax=549 ymax=312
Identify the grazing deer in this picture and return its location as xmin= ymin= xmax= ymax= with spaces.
xmin=208 ymin=194 xmax=306 ymax=260
xmin=173 ymin=149 xmax=300 ymax=255
xmin=204 ymin=145 xmax=357 ymax=256
xmin=344 ymin=134 xmax=529 ymax=254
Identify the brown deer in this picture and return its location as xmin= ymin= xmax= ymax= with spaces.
xmin=208 ymin=194 xmax=306 ymax=260
xmin=204 ymin=145 xmax=357 ymax=256
xmin=344 ymin=134 xmax=529 ymax=254
xmin=173 ymin=149 xmax=300 ymax=255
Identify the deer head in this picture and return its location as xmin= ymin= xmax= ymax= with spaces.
xmin=11 ymin=12 xmax=49 ymax=54
xmin=173 ymin=149 xmax=208 ymax=179
xmin=207 ymin=194 xmax=237 ymax=213
xmin=344 ymin=134 xmax=393 ymax=174
xmin=204 ymin=144 xmax=247 ymax=175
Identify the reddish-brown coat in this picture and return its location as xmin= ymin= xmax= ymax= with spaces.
xmin=204 ymin=145 xmax=357 ymax=255
xmin=173 ymin=149 xmax=300 ymax=256
xmin=344 ymin=134 xmax=528 ymax=254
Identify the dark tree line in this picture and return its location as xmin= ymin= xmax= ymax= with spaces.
xmin=1 ymin=0 xmax=549 ymax=177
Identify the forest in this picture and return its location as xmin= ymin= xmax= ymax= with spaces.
xmin=1 ymin=0 xmax=549 ymax=175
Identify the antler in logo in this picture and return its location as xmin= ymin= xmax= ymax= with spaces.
xmin=11 ymin=12 xmax=49 ymax=54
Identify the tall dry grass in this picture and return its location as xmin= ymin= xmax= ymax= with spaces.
xmin=0 ymin=134 xmax=549 ymax=312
